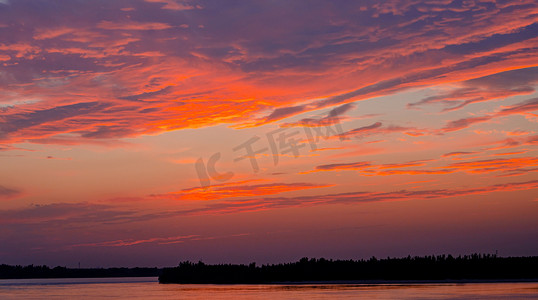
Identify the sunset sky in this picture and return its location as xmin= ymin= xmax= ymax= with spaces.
xmin=1 ymin=0 xmax=537 ymax=267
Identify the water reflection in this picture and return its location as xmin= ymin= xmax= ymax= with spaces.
xmin=0 ymin=278 xmax=537 ymax=299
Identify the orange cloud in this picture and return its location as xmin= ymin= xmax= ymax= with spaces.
xmin=492 ymin=150 xmax=529 ymax=156
xmin=442 ymin=151 xmax=479 ymax=157
xmin=154 ymin=181 xmax=333 ymax=201
xmin=305 ymin=153 xmax=538 ymax=177
xmin=446 ymin=157 xmax=538 ymax=174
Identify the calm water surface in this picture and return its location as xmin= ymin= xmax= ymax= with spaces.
xmin=1 ymin=277 xmax=537 ymax=299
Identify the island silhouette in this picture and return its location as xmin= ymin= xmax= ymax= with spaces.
xmin=159 ymin=254 xmax=538 ymax=284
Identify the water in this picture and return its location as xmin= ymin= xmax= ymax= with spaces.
xmin=1 ymin=277 xmax=537 ymax=299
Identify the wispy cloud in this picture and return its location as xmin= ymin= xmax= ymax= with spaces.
xmin=408 ymin=67 xmax=538 ymax=111
xmin=441 ymin=97 xmax=538 ymax=132
xmin=70 ymin=234 xmax=200 ymax=248
xmin=97 ymin=20 xmax=173 ymax=31
xmin=179 ymin=180 xmax=538 ymax=216
xmin=144 ymin=0 xmax=198 ymax=11
xmin=336 ymin=122 xmax=429 ymax=139
xmin=154 ymin=181 xmax=333 ymax=201
xmin=0 ymin=185 xmax=21 ymax=200
xmin=303 ymin=154 xmax=538 ymax=177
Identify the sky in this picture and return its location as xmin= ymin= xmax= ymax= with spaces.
xmin=0 ymin=0 xmax=537 ymax=268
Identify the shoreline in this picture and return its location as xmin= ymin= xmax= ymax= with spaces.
xmin=263 ymin=278 xmax=538 ymax=285
xmin=1 ymin=277 xmax=538 ymax=285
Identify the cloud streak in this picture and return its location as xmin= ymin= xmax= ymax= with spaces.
xmin=304 ymin=155 xmax=538 ymax=177
xmin=179 ymin=180 xmax=538 ymax=216
xmin=0 ymin=185 xmax=21 ymax=200
xmin=408 ymin=67 xmax=538 ymax=111
xmin=441 ymin=97 xmax=538 ymax=132
xmin=154 ymin=181 xmax=333 ymax=201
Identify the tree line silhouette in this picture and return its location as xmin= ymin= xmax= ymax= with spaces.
xmin=2 ymin=254 xmax=537 ymax=282
xmin=159 ymin=254 xmax=538 ymax=284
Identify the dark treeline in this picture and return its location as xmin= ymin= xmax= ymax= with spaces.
xmin=0 ymin=265 xmax=161 ymax=279
xmin=160 ymin=254 xmax=538 ymax=284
